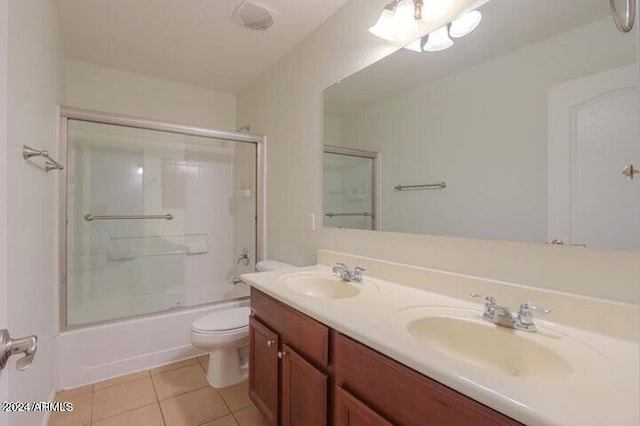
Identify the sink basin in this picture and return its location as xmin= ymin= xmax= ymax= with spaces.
xmin=279 ymin=272 xmax=377 ymax=299
xmin=391 ymin=306 xmax=601 ymax=380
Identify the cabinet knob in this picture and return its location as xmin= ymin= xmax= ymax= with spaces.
xmin=277 ymin=351 xmax=285 ymax=359
xmin=266 ymin=340 xmax=274 ymax=347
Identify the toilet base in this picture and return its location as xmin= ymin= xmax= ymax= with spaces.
xmin=206 ymin=344 xmax=249 ymax=388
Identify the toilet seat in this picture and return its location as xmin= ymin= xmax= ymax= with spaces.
xmin=191 ymin=307 xmax=250 ymax=333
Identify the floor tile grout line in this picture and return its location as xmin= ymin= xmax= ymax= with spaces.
xmin=150 ymin=356 xmax=203 ymax=376
xmin=197 ymin=358 xmax=207 ymax=374
xmin=90 ymin=402 xmax=160 ymax=425
xmin=153 ymin=362 xmax=203 ymax=379
xmin=92 ymin=376 xmax=158 ymax=423
xmin=196 ymin=411 xmax=237 ymax=426
xmin=230 ymin=411 xmax=241 ymax=426
xmin=89 ymin=385 xmax=94 ymax=425
xmin=149 ymin=370 xmax=168 ymax=426
xmin=51 ymin=358 xmax=227 ymax=426
xmin=218 ymin=388 xmax=233 ymax=415
xmin=157 ymin=383 xmax=211 ymax=403
xmin=92 ymin=370 xmax=151 ymax=392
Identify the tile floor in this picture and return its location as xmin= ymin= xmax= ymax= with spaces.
xmin=49 ymin=355 xmax=268 ymax=426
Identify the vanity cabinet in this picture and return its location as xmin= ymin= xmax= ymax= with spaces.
xmin=248 ymin=316 xmax=279 ymax=424
xmin=249 ymin=288 xmax=330 ymax=426
xmin=249 ymin=288 xmax=520 ymax=426
xmin=334 ymin=333 xmax=521 ymax=426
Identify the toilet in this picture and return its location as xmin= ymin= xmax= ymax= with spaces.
xmin=190 ymin=259 xmax=295 ymax=388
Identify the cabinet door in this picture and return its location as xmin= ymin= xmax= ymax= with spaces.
xmin=335 ymin=386 xmax=393 ymax=426
xmin=249 ymin=316 xmax=279 ymax=426
xmin=281 ymin=344 xmax=328 ymax=426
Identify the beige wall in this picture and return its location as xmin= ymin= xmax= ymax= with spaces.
xmin=238 ymin=0 xmax=640 ymax=304
xmin=65 ymin=60 xmax=237 ymax=130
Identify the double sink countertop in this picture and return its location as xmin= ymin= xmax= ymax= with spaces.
xmin=241 ymin=263 xmax=639 ymax=426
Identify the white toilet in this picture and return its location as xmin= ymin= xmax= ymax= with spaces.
xmin=190 ymin=259 xmax=295 ymax=388
xmin=191 ymin=306 xmax=251 ymax=388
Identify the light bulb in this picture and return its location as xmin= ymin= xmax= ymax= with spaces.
xmin=421 ymin=0 xmax=454 ymax=22
xmin=404 ymin=38 xmax=423 ymax=52
xmin=423 ymin=25 xmax=453 ymax=52
xmin=449 ymin=10 xmax=482 ymax=38
xmin=393 ymin=0 xmax=418 ymax=39
xmin=369 ymin=9 xmax=396 ymax=41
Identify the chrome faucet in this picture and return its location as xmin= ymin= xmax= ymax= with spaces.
xmin=470 ymin=293 xmax=550 ymax=332
xmin=332 ymin=263 xmax=366 ymax=283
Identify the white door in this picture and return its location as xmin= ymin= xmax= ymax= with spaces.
xmin=1 ymin=0 xmax=9 ymax=422
xmin=548 ymin=64 xmax=640 ymax=249
xmin=0 ymin=283 xmax=7 ymax=426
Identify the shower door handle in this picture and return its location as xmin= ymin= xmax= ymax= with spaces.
xmin=0 ymin=329 xmax=38 ymax=372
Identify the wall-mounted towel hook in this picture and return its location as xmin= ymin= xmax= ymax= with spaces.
xmin=23 ymin=145 xmax=64 ymax=172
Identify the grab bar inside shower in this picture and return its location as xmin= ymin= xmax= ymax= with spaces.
xmin=84 ymin=214 xmax=174 ymax=222
xmin=325 ymin=212 xmax=372 ymax=218
xmin=394 ymin=182 xmax=446 ymax=191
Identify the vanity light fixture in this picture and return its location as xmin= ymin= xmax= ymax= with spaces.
xmin=403 ymin=10 xmax=482 ymax=53
xmin=369 ymin=7 xmax=397 ymax=41
xmin=393 ymin=0 xmax=419 ymax=38
xmin=404 ymin=36 xmax=426 ymax=52
xmin=421 ymin=0 xmax=454 ymax=22
xmin=371 ymin=0 xmax=454 ymax=42
xmin=423 ymin=25 xmax=454 ymax=51
xmin=449 ymin=10 xmax=482 ymax=38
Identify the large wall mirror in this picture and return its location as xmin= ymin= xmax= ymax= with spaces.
xmin=323 ymin=0 xmax=639 ymax=250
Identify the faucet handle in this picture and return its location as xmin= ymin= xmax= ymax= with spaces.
xmin=352 ymin=266 xmax=366 ymax=282
xmin=470 ymin=293 xmax=496 ymax=304
xmin=519 ymin=302 xmax=551 ymax=314
xmin=332 ymin=262 xmax=347 ymax=272
xmin=470 ymin=293 xmax=497 ymax=321
xmin=517 ymin=302 xmax=551 ymax=328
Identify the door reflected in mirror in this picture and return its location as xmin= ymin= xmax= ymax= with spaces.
xmin=323 ymin=0 xmax=639 ymax=250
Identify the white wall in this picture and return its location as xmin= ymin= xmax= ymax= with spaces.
xmin=238 ymin=0 xmax=640 ymax=304
xmin=339 ymin=18 xmax=634 ymax=242
xmin=65 ymin=60 xmax=237 ymax=131
xmin=0 ymin=0 xmax=10 ymax=423
xmin=4 ymin=0 xmax=64 ymax=425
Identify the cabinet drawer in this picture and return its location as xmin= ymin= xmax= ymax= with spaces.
xmin=251 ymin=288 xmax=329 ymax=367
xmin=335 ymin=333 xmax=521 ymax=426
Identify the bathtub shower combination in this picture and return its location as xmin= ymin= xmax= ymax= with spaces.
xmin=63 ymin=115 xmax=258 ymax=326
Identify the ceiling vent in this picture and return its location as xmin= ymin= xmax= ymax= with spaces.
xmin=232 ymin=1 xmax=276 ymax=31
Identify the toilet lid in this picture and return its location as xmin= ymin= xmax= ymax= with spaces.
xmin=192 ymin=307 xmax=250 ymax=332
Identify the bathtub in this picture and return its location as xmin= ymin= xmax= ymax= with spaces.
xmin=54 ymin=298 xmax=248 ymax=390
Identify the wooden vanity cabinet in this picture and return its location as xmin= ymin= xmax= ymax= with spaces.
xmin=250 ymin=288 xmax=521 ymax=426
xmin=334 ymin=333 xmax=521 ymax=426
xmin=248 ymin=316 xmax=279 ymax=425
xmin=249 ymin=288 xmax=330 ymax=426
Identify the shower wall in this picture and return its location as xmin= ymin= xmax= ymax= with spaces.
xmin=66 ymin=120 xmax=256 ymax=326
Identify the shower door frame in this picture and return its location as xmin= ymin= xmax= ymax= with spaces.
xmin=58 ymin=107 xmax=267 ymax=331
xmin=323 ymin=145 xmax=379 ymax=230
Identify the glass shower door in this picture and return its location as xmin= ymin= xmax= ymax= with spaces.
xmin=323 ymin=150 xmax=375 ymax=230
xmin=65 ymin=119 xmax=257 ymax=326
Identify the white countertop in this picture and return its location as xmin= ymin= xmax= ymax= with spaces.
xmin=242 ymin=264 xmax=640 ymax=426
